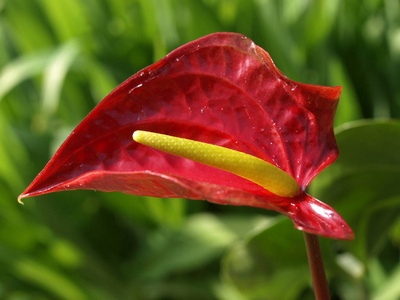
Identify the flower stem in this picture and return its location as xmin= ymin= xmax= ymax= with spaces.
xmin=303 ymin=232 xmax=330 ymax=300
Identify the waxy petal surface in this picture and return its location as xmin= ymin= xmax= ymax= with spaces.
xmin=19 ymin=33 xmax=352 ymax=239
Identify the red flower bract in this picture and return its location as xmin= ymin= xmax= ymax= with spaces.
xmin=19 ymin=33 xmax=353 ymax=240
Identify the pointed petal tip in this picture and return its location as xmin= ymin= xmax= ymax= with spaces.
xmin=17 ymin=190 xmax=37 ymax=205
xmin=17 ymin=185 xmax=36 ymax=204
xmin=17 ymin=195 xmax=25 ymax=205
xmin=287 ymin=194 xmax=354 ymax=241
xmin=17 ymin=187 xmax=43 ymax=204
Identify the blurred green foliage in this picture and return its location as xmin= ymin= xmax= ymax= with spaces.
xmin=0 ymin=0 xmax=399 ymax=299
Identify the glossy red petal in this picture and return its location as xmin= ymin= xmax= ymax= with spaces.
xmin=281 ymin=193 xmax=354 ymax=240
xmin=19 ymin=33 xmax=349 ymax=239
xmin=21 ymin=169 xmax=352 ymax=239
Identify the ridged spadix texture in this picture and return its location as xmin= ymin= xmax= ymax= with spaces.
xmin=19 ymin=33 xmax=354 ymax=240
xmin=133 ymin=130 xmax=299 ymax=197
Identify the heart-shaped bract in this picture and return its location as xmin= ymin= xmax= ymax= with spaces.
xmin=19 ymin=33 xmax=353 ymax=240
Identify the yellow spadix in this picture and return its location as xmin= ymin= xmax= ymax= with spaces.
xmin=133 ymin=130 xmax=299 ymax=197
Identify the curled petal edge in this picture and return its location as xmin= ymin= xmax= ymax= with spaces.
xmin=282 ymin=193 xmax=354 ymax=240
xmin=19 ymin=171 xmax=353 ymax=240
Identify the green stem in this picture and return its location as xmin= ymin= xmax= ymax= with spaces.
xmin=303 ymin=232 xmax=330 ymax=300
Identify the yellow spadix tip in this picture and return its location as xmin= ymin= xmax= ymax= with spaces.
xmin=133 ymin=130 xmax=299 ymax=197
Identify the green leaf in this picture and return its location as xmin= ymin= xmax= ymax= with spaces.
xmin=310 ymin=119 xmax=400 ymax=260
xmin=222 ymin=217 xmax=311 ymax=300
xmin=371 ymin=261 xmax=400 ymax=300
xmin=130 ymin=213 xmax=266 ymax=282
xmin=41 ymin=41 xmax=80 ymax=118
xmin=329 ymin=58 xmax=362 ymax=126
xmin=0 ymin=51 xmax=50 ymax=100
xmin=13 ymin=258 xmax=87 ymax=300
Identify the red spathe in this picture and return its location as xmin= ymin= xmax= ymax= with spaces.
xmin=19 ymin=33 xmax=353 ymax=240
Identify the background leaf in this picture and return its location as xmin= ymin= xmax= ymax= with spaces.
xmin=222 ymin=217 xmax=312 ymax=300
xmin=1 ymin=0 xmax=399 ymax=299
xmin=310 ymin=119 xmax=400 ymax=299
xmin=310 ymin=120 xmax=400 ymax=259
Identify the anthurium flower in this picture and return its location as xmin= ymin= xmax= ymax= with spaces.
xmin=19 ymin=33 xmax=354 ymax=240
